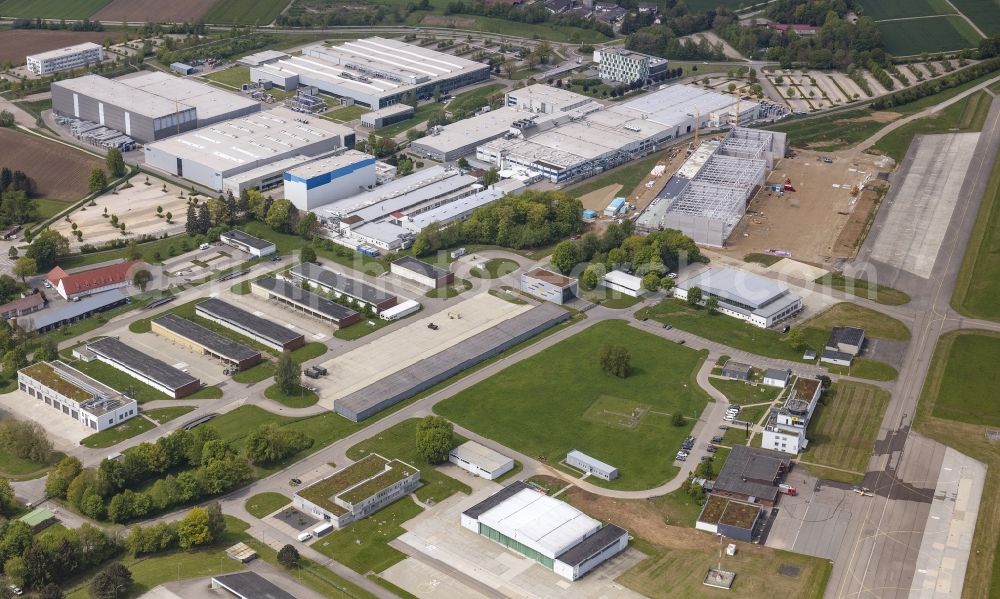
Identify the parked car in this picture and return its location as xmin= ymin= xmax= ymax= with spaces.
xmin=289 ymin=478 xmax=302 ymax=487
xmin=8 ymin=585 xmax=22 ymax=596
xmin=711 ymin=435 xmax=724 ymax=443
xmin=663 ymin=323 xmax=673 ymax=330
xmin=707 ymin=446 xmax=718 ymax=453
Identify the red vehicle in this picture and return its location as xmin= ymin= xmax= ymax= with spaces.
xmin=778 ymin=483 xmax=797 ymax=496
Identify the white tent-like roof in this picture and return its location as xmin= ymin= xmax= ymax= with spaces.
xmin=476 ymin=488 xmax=601 ymax=559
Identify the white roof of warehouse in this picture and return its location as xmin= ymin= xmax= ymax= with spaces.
xmin=603 ymin=269 xmax=643 ymax=290
xmin=285 ymin=149 xmax=373 ymax=180
xmin=404 ymin=179 xmax=523 ymax=230
xmin=54 ymin=75 xmax=187 ymax=119
xmin=413 ymin=107 xmax=521 ymax=155
xmin=677 ymin=267 xmax=789 ymax=310
xmin=239 ymin=50 xmax=291 ymax=67
xmin=477 ymin=488 xmax=601 ymax=559
xmin=117 ymin=71 xmax=258 ymax=121
xmin=450 ymin=441 xmax=513 ymax=472
xmin=319 ymin=165 xmax=476 ymax=220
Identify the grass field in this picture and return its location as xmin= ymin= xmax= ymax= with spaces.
xmin=565 ymin=152 xmax=663 ymax=199
xmin=346 ymin=418 xmax=472 ymax=504
xmin=870 ymin=90 xmax=992 ymax=161
xmin=201 ymin=66 xmax=251 ymax=88
xmin=916 ymin=329 xmax=1000 ymax=597
xmin=815 ymin=273 xmax=911 ymax=306
xmin=952 ymin=138 xmax=1000 ymax=321
xmin=877 ymin=16 xmax=983 ymax=56
xmin=202 ymin=0 xmax=289 ymax=24
xmin=81 ymin=416 xmax=155 ymax=449
xmin=324 ymin=104 xmax=368 ymax=123
xmin=950 ymin=0 xmax=1000 ymax=35
xmin=245 ymin=492 xmax=290 ymax=518
xmin=264 ymin=383 xmax=319 ymax=408
xmin=232 ymin=361 xmax=275 ymax=384
xmin=765 ymin=108 xmax=885 ymax=151
xmin=470 ymin=258 xmax=519 ymax=279
xmin=0 ymin=0 xmax=109 ymax=19
xmin=800 ymin=302 xmax=911 ymax=341
xmin=858 ymin=0 xmax=953 ymax=20
xmin=145 ymin=406 xmax=197 ymax=424
xmin=825 ymin=358 xmax=899 ymax=381
xmin=312 ymin=498 xmax=423 ymax=574
xmin=435 ymin=320 xmax=710 ymax=490
xmin=803 ymin=381 xmax=890 ymax=474
xmin=744 ymin=252 xmax=785 ymax=267
xmin=59 ymin=233 xmax=197 ymax=269
xmin=709 ymin=378 xmax=780 ymax=406
xmin=0 ymin=445 xmax=60 ymax=479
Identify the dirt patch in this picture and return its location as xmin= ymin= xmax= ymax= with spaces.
xmin=831 ymin=185 xmax=882 ymax=258
xmin=870 ymin=111 xmax=902 ymax=123
xmin=420 ymin=15 xmax=477 ymax=27
xmin=578 ymin=184 xmax=622 ymax=212
xmin=0 ymin=129 xmax=103 ymax=201
xmin=0 ymin=30 xmax=109 ymax=66
xmin=94 ymin=0 xmax=218 ymax=22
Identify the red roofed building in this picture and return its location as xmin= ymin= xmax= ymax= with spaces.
xmin=0 ymin=293 xmax=45 ymax=319
xmin=47 ymin=260 xmax=145 ymax=300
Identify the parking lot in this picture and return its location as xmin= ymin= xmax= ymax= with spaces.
xmin=162 ymin=244 xmax=253 ymax=282
xmin=0 ymin=395 xmax=94 ymax=449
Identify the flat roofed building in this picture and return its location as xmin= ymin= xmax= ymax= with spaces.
xmin=195 ymin=298 xmax=305 ymax=351
xmin=220 ymin=154 xmax=318 ymax=197
xmin=211 ymin=572 xmax=297 ymax=599
xmin=18 ymin=289 xmax=128 ymax=333
xmin=86 ymin=337 xmax=201 ymax=399
xmin=244 ymin=37 xmax=490 ymax=109
xmin=826 ymin=326 xmax=865 ymax=356
xmin=695 ymin=495 xmax=763 ymax=542
xmin=151 ymin=313 xmax=261 ymax=371
xmin=360 ymin=104 xmax=414 ymax=129
xmin=722 ymin=360 xmax=752 ymax=381
xmin=283 ymin=150 xmax=377 ymax=211
xmin=602 ymin=270 xmax=645 ymax=298
xmin=449 ymin=441 xmax=514 ymax=480
xmin=293 ymin=454 xmax=420 ymax=528
xmin=18 ymin=507 xmax=57 ymax=532
xmin=763 ymin=377 xmax=822 ymax=455
xmin=521 ymin=268 xmax=578 ymax=305
xmin=821 ymin=348 xmax=853 ymax=366
xmin=251 ymin=276 xmax=361 ymax=328
xmin=713 ymin=445 xmax=791 ymax=506
xmin=289 ymin=262 xmax=397 ymax=313
xmin=763 ymin=368 xmax=791 ymax=388
xmin=27 ymin=42 xmax=103 ymax=75
xmin=399 ymin=179 xmax=525 ymax=233
xmin=594 ymin=48 xmax=667 ymax=83
xmin=461 ymin=481 xmax=629 ymax=580
xmin=17 ymin=360 xmax=138 ymax=431
xmin=219 ymin=230 xmax=276 ymax=258
xmin=51 ymin=72 xmax=258 ymax=143
xmin=390 ymin=256 xmax=454 ymax=289
xmin=143 ymin=107 xmax=355 ymax=191
xmin=674 ymin=267 xmax=801 ymax=328
xmin=567 ymin=450 xmax=618 ymax=480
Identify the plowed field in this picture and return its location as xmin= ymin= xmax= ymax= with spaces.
xmin=0 ymin=30 xmax=109 ymax=66
xmin=0 ymin=129 xmax=103 ymax=200
xmin=93 ymin=0 xmax=219 ymax=22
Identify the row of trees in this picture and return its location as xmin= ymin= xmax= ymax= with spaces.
xmin=412 ymin=190 xmax=583 ymax=256
xmin=551 ymin=220 xmax=702 ymax=277
xmin=0 ymin=167 xmax=36 ymax=229
xmin=125 ymin=503 xmax=227 ymax=556
xmin=442 ymin=1 xmax=614 ymax=38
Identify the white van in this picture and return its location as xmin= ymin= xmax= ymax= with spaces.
xmin=296 ymin=532 xmax=313 ymax=542
xmin=199 ymin=243 xmax=211 ymax=250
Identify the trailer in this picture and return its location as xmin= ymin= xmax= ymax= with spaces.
xmin=312 ymin=522 xmax=334 ymax=537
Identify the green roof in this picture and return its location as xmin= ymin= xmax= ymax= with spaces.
xmin=19 ymin=507 xmax=55 ymax=527
xmin=20 ymin=362 xmax=91 ymax=402
xmin=338 ymin=460 xmax=417 ymax=506
xmin=297 ymin=455 xmax=388 ymax=516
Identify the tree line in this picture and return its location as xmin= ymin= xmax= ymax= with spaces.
xmin=871 ymin=56 xmax=1000 ymax=110
xmin=0 ymin=167 xmax=36 ymax=229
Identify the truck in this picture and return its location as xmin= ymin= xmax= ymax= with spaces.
xmin=778 ymin=483 xmax=797 ymax=496
xmin=450 ymin=247 xmax=467 ymax=259
xmin=312 ymin=522 xmax=334 ymax=537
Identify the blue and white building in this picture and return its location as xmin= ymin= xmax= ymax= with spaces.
xmin=674 ymin=267 xmax=801 ymax=328
xmin=283 ymin=150 xmax=377 ymax=211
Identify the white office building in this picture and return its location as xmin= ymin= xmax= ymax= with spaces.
xmin=17 ymin=361 xmax=138 ymax=432
xmin=762 ymin=377 xmax=822 ymax=454
xmin=673 ymin=268 xmax=801 ymax=328
xmin=283 ymin=150 xmax=377 ymax=211
xmin=27 ymin=42 xmax=103 ymax=75
xmin=602 ymin=270 xmax=646 ymax=297
xmin=449 ymin=441 xmax=514 ymax=480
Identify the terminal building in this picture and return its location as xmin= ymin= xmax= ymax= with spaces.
xmin=461 ymin=481 xmax=629 ymax=581
xmin=240 ymin=38 xmax=490 ymax=109
xmin=476 ymin=84 xmax=761 ymax=184
xmin=86 ymin=337 xmax=201 ymax=399
xmin=282 ymin=150 xmax=377 ymax=211
xmin=673 ymin=268 xmax=801 ymax=328
xmin=761 ymin=377 xmax=823 ymax=454
xmin=17 ymin=361 xmax=138 ymax=432
xmin=593 ymin=48 xmax=668 ymax=83
xmin=52 ymin=72 xmax=259 ymax=144
xmin=293 ymin=454 xmax=420 ymax=528
xmin=143 ymin=107 xmax=355 ymax=191
xmin=195 ymin=298 xmax=305 ymax=351
xmin=151 ymin=313 xmax=262 ymax=371
xmin=636 ymin=128 xmax=786 ymax=246
xmin=27 ymin=42 xmax=103 ymax=75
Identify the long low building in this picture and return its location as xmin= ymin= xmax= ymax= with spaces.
xmin=390 ymin=256 xmax=454 ymax=289
xmin=288 ymin=262 xmax=397 ymax=313
xmin=449 ymin=441 xmax=514 ymax=480
xmin=28 ymin=42 xmax=103 ymax=75
xmin=151 ymin=313 xmax=261 ymax=371
xmin=461 ymin=481 xmax=628 ymax=581
xmin=144 ymin=107 xmax=355 ymax=191
xmin=241 ymin=37 xmax=490 ymax=109
xmin=52 ymin=72 xmax=259 ymax=143
xmin=335 ymin=302 xmax=568 ymax=421
xmin=17 ymin=361 xmax=138 ymax=432
xmin=195 ymin=298 xmax=305 ymax=351
xmin=673 ymin=267 xmax=801 ymax=328
xmin=220 ymin=230 xmax=276 ymax=258
xmin=397 ymin=179 xmax=524 ymax=233
xmin=86 ymin=337 xmax=201 ymax=399
xmin=18 ymin=289 xmax=129 ymax=333
xmin=251 ymin=276 xmax=361 ymax=328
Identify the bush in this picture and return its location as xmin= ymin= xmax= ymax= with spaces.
xmin=415 ymin=416 xmax=454 ymax=464
xmin=600 ymin=345 xmax=631 ymax=378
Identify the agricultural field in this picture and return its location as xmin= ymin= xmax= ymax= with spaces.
xmin=203 ymin=0 xmax=290 ymax=24
xmin=857 ymin=0 xmax=954 ymax=20
xmin=0 ymin=0 xmax=109 ymax=19
xmin=434 ymin=320 xmax=711 ymax=490
xmin=683 ymin=0 xmax=758 ymax=12
xmin=93 ymin=0 xmax=219 ymax=23
xmin=0 ymin=129 xmax=104 ymax=201
xmin=950 ymin=0 xmax=1000 ymax=36
xmin=877 ymin=16 xmax=983 ymax=55
xmin=0 ymin=30 xmax=109 ymax=66
xmin=804 ymin=382 xmax=890 ymax=474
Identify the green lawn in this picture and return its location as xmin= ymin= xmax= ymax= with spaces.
xmin=802 ymin=302 xmax=911 ymax=341
xmin=765 ymin=108 xmax=885 ymax=151
xmin=0 ymin=447 xmax=60 ymax=479
xmin=346 ymin=418 xmax=472 ymax=504
xmin=238 ymin=221 xmax=384 ymax=272
xmin=919 ymin=331 xmax=1000 ymax=427
xmin=565 ymin=152 xmax=663 ymax=199
xmin=232 ymin=361 xmax=275 ymax=384
xmin=744 ymin=252 xmax=785 ymax=267
xmin=435 ymin=320 xmax=710 ymax=490
xmin=58 ymin=233 xmax=196 ymax=269
xmin=0 ymin=0 xmax=109 ymax=18
xmin=870 ymin=90 xmax=992 ymax=161
xmin=201 ymin=66 xmax=251 ymax=88
xmin=324 ymin=105 xmax=369 ymax=123
xmin=815 ymin=273 xmax=911 ymax=306
xmin=825 ymin=358 xmax=899 ymax=381
xmin=858 ymin=0 xmax=953 ymax=19
xmin=81 ymin=416 xmax=156 ymax=449
xmin=203 ymin=0 xmax=288 ymax=24
xmin=446 ymin=83 xmax=505 ymax=115
xmin=877 ymin=15 xmax=983 ymax=56
xmin=952 ymin=136 xmax=1000 ymax=321
xmin=470 ymin=258 xmax=519 ymax=279
xmin=803 ymin=381 xmax=889 ymax=474
xmin=424 ymin=277 xmax=472 ymax=299
xmin=245 ymin=492 xmax=291 ymax=518
xmin=145 ymin=406 xmax=197 ymax=424
xmin=376 ymin=103 xmax=445 ymax=138
xmin=709 ymin=378 xmax=780 ymax=406
xmin=264 ymin=383 xmax=319 ymax=408
xmin=334 ymin=316 xmax=394 ymax=341
xmin=597 ymin=292 xmax=642 ymax=309
xmin=69 ymin=359 xmax=171 ymax=404
xmin=737 ymin=404 xmax=769 ymax=427
xmin=312 ymin=498 xmax=423 ymax=574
